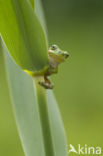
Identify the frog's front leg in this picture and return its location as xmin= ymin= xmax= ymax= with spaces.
xmin=38 ymin=75 xmax=54 ymax=89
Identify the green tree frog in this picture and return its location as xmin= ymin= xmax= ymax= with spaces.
xmin=39 ymin=45 xmax=69 ymax=89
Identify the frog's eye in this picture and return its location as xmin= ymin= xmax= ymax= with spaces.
xmin=51 ymin=45 xmax=57 ymax=50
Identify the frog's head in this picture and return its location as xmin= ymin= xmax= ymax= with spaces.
xmin=48 ymin=45 xmax=69 ymax=63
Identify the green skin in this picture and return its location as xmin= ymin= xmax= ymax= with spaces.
xmin=39 ymin=45 xmax=69 ymax=89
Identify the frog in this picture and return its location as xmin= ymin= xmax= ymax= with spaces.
xmin=39 ymin=44 xmax=69 ymax=89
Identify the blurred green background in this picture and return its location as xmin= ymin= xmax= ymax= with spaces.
xmin=0 ymin=0 xmax=103 ymax=155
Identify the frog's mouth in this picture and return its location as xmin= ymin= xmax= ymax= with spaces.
xmin=49 ymin=50 xmax=68 ymax=63
xmin=49 ymin=49 xmax=69 ymax=57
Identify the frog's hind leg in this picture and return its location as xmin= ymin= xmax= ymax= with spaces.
xmin=38 ymin=75 xmax=54 ymax=89
xmin=44 ymin=75 xmax=51 ymax=84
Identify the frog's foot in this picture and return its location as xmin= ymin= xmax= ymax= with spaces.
xmin=38 ymin=81 xmax=54 ymax=89
xmin=38 ymin=75 xmax=54 ymax=89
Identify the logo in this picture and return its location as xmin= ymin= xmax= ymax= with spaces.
xmin=67 ymin=144 xmax=102 ymax=155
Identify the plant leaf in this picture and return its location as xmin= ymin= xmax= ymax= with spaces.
xmin=0 ymin=40 xmax=46 ymax=156
xmin=0 ymin=38 xmax=67 ymax=156
xmin=0 ymin=0 xmax=49 ymax=72
xmin=35 ymin=0 xmax=48 ymax=40
xmin=0 ymin=0 xmax=68 ymax=155
xmin=30 ymin=0 xmax=34 ymax=9
xmin=34 ymin=77 xmax=68 ymax=156
xmin=46 ymin=90 xmax=68 ymax=156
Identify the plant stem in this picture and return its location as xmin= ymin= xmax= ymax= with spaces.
xmin=33 ymin=77 xmax=55 ymax=156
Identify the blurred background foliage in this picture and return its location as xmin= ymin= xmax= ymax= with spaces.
xmin=0 ymin=0 xmax=103 ymax=155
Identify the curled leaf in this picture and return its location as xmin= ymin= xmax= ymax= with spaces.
xmin=0 ymin=0 xmax=49 ymax=73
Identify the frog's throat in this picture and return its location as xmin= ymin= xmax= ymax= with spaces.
xmin=24 ymin=65 xmax=49 ymax=77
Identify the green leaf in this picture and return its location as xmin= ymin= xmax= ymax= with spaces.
xmin=35 ymin=0 xmax=48 ymax=40
xmin=0 ymin=0 xmax=49 ymax=72
xmin=46 ymin=91 xmax=68 ymax=156
xmin=30 ymin=0 xmax=34 ymax=8
xmin=34 ymin=78 xmax=55 ymax=156
xmin=0 ymin=0 xmax=68 ymax=156
xmin=0 ymin=39 xmax=67 ymax=156
xmin=34 ymin=78 xmax=68 ymax=156
xmin=0 ymin=41 xmax=45 ymax=156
